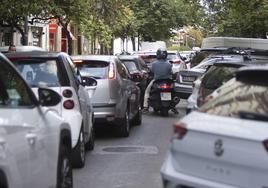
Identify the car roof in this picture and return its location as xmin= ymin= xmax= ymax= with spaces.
xmin=117 ymin=55 xmax=140 ymax=60
xmin=236 ymin=64 xmax=268 ymax=86
xmin=72 ymin=55 xmax=116 ymax=62
xmin=5 ymin=51 xmax=68 ymax=58
xmin=0 ymin=45 xmax=45 ymax=53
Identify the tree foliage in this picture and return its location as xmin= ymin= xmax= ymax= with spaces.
xmin=202 ymin=0 xmax=268 ymax=38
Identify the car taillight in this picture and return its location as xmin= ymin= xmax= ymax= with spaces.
xmin=63 ymin=100 xmax=75 ymax=109
xmin=73 ymin=59 xmax=83 ymax=65
xmin=62 ymin=89 xmax=73 ymax=98
xmin=108 ymin=63 xmax=115 ymax=79
xmin=173 ymin=122 xmax=187 ymax=139
xmin=173 ymin=60 xmax=181 ymax=64
xmin=159 ymin=84 xmax=173 ymax=89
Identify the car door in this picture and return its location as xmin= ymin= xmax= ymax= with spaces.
xmin=0 ymin=59 xmax=51 ymax=188
xmin=116 ymin=60 xmax=140 ymax=118
xmin=65 ymin=56 xmax=90 ymax=137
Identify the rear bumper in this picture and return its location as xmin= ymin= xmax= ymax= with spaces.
xmin=161 ymin=153 xmax=241 ymax=188
xmin=174 ymin=83 xmax=192 ymax=99
xmin=93 ymin=103 xmax=119 ymax=124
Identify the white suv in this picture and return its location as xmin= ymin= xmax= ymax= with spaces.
xmin=6 ymin=51 xmax=95 ymax=168
xmin=0 ymin=53 xmax=72 ymax=188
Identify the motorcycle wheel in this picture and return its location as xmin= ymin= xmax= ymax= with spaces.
xmin=161 ymin=108 xmax=169 ymax=117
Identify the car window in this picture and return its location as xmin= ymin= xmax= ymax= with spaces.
xmin=76 ymin=60 xmax=109 ymax=79
xmin=0 ymin=59 xmax=34 ymax=107
xmin=12 ymin=58 xmax=61 ymax=87
xmin=202 ymin=66 xmax=237 ymax=89
xmin=122 ymin=60 xmax=139 ymax=72
xmin=167 ymin=53 xmax=178 ymax=60
xmin=200 ymin=81 xmax=268 ymax=119
xmin=116 ymin=60 xmax=127 ymax=79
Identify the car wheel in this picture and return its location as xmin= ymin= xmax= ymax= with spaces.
xmin=131 ymin=105 xmax=142 ymax=126
xmin=57 ymin=146 xmax=73 ymax=188
xmin=85 ymin=126 xmax=95 ymax=151
xmin=72 ymin=128 xmax=86 ymax=168
xmin=118 ymin=108 xmax=130 ymax=137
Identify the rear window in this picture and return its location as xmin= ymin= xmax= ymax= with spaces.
xmin=200 ymin=81 xmax=268 ymax=120
xmin=167 ymin=53 xmax=178 ymax=60
xmin=121 ymin=60 xmax=139 ymax=72
xmin=202 ymin=66 xmax=238 ymax=90
xmin=11 ymin=58 xmax=62 ymax=87
xmin=76 ymin=60 xmax=109 ymax=79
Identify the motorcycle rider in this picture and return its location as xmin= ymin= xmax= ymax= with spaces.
xmin=142 ymin=47 xmax=177 ymax=113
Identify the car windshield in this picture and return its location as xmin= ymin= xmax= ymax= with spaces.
xmin=76 ymin=60 xmax=108 ymax=79
xmin=12 ymin=59 xmax=61 ymax=87
xmin=167 ymin=54 xmax=178 ymax=60
xmin=122 ymin=60 xmax=138 ymax=72
xmin=200 ymin=80 xmax=268 ymax=120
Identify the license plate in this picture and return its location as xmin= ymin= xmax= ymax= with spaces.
xmin=182 ymin=76 xmax=195 ymax=82
xmin=160 ymin=92 xmax=171 ymax=101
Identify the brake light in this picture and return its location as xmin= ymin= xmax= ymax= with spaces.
xmin=62 ymin=89 xmax=73 ymax=98
xmin=108 ymin=63 xmax=115 ymax=79
xmin=173 ymin=122 xmax=187 ymax=139
xmin=73 ymin=59 xmax=83 ymax=65
xmin=63 ymin=100 xmax=75 ymax=109
xmin=173 ymin=60 xmax=181 ymax=64
xmin=159 ymin=84 xmax=173 ymax=89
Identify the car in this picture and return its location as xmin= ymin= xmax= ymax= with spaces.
xmin=118 ymin=55 xmax=150 ymax=108
xmin=0 ymin=45 xmax=45 ymax=53
xmin=174 ymin=54 xmax=241 ymax=99
xmin=0 ymin=52 xmax=72 ymax=188
xmin=167 ymin=50 xmax=187 ymax=79
xmin=6 ymin=51 xmax=95 ymax=168
xmin=161 ymin=64 xmax=268 ymax=188
xmin=72 ymin=55 xmax=142 ymax=136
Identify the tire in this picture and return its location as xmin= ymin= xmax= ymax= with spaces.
xmin=72 ymin=128 xmax=86 ymax=168
xmin=131 ymin=106 xmax=142 ymax=126
xmin=117 ymin=108 xmax=130 ymax=137
xmin=161 ymin=108 xmax=169 ymax=117
xmin=85 ymin=126 xmax=95 ymax=151
xmin=57 ymin=146 xmax=73 ymax=188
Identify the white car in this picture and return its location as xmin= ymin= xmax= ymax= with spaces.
xmin=161 ymin=65 xmax=268 ymax=188
xmin=0 ymin=53 xmax=72 ymax=188
xmin=7 ymin=51 xmax=95 ymax=168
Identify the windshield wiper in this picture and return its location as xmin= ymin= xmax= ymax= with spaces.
xmin=238 ymin=110 xmax=268 ymax=122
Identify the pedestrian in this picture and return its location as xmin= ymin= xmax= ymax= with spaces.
xmin=8 ymin=44 xmax=16 ymax=52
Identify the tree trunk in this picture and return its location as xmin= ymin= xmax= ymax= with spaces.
xmin=131 ymin=36 xmax=136 ymax=51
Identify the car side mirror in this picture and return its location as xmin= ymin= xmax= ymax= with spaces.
xmin=81 ymin=76 xmax=97 ymax=87
xmin=38 ymin=88 xmax=62 ymax=106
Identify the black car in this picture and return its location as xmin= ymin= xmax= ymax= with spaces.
xmin=118 ymin=55 xmax=150 ymax=108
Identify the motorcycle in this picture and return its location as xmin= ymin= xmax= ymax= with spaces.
xmin=148 ymin=78 xmax=180 ymax=116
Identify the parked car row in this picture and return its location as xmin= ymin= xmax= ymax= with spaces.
xmin=0 ymin=48 xmax=147 ymax=187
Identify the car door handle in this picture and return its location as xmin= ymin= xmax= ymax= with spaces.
xmin=26 ymin=133 xmax=37 ymax=146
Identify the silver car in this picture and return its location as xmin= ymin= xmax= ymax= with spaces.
xmin=72 ymin=55 xmax=142 ymax=137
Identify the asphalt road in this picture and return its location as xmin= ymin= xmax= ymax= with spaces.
xmin=74 ymin=101 xmax=187 ymax=188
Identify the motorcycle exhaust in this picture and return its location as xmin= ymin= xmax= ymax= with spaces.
xmin=173 ymin=96 xmax=180 ymax=103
